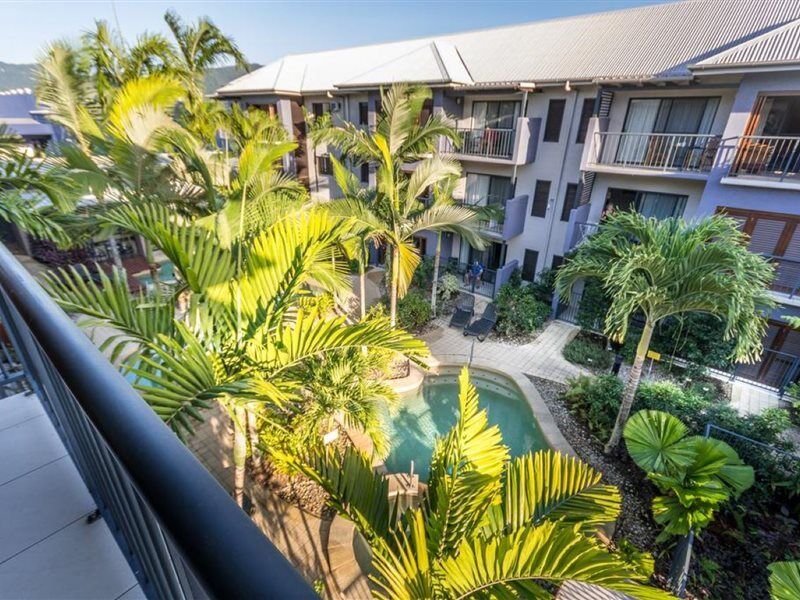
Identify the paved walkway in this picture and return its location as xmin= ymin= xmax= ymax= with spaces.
xmin=422 ymin=316 xmax=588 ymax=384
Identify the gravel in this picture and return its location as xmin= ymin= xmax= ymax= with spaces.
xmin=528 ymin=375 xmax=658 ymax=550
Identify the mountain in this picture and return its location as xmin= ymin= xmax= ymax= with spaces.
xmin=0 ymin=62 xmax=37 ymax=90
xmin=0 ymin=62 xmax=258 ymax=94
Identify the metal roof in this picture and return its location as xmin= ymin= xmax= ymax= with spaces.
xmin=217 ymin=0 xmax=800 ymax=96
xmin=694 ymin=19 xmax=800 ymax=69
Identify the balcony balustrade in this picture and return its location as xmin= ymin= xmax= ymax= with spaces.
xmin=0 ymin=244 xmax=316 ymax=599
xmin=586 ymin=131 xmax=720 ymax=175
xmin=443 ymin=127 xmax=516 ymax=160
xmin=728 ymin=136 xmax=800 ymax=183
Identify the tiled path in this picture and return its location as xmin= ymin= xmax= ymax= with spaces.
xmin=422 ymin=316 xmax=588 ymax=384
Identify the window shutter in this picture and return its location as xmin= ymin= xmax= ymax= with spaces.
xmin=531 ymin=180 xmax=551 ymax=218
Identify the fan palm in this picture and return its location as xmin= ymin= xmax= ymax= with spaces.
xmin=623 ymin=410 xmax=753 ymax=540
xmin=325 ymin=84 xmax=484 ymax=326
xmin=769 ymin=561 xmax=800 ymax=600
xmin=279 ymin=367 xmax=669 ymax=599
xmin=44 ymin=203 xmax=427 ymax=506
xmin=555 ymin=212 xmax=774 ymax=452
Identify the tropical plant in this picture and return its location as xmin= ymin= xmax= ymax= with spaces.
xmin=563 ymin=335 xmax=613 ymax=370
xmin=564 ymin=374 xmax=623 ymax=440
xmin=396 ymin=289 xmax=432 ymax=332
xmin=495 ymin=279 xmax=551 ymax=337
xmin=325 ymin=84 xmax=484 ymax=326
xmin=267 ymin=347 xmax=397 ymax=461
xmin=0 ymin=125 xmax=78 ymax=243
xmin=43 ymin=203 xmax=427 ymax=506
xmin=769 ymin=561 xmax=800 ymax=600
xmin=279 ymin=368 xmax=670 ymax=599
xmin=555 ymin=212 xmax=774 ymax=452
xmin=624 ymin=410 xmax=754 ymax=541
xmin=436 ymin=273 xmax=459 ymax=305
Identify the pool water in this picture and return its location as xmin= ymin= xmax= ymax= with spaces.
xmin=136 ymin=261 xmax=176 ymax=286
xmin=380 ymin=368 xmax=548 ymax=481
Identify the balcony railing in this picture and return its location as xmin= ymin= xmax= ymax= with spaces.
xmin=764 ymin=254 xmax=800 ymax=298
xmin=571 ymin=221 xmax=600 ymax=248
xmin=0 ymin=244 xmax=316 ymax=599
xmin=442 ymin=128 xmax=516 ymax=160
xmin=589 ymin=132 xmax=720 ymax=174
xmin=728 ymin=135 xmax=800 ymax=182
xmin=459 ymin=194 xmax=507 ymax=233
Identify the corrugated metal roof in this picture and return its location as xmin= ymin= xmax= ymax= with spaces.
xmin=694 ymin=19 xmax=800 ymax=68
xmin=217 ymin=0 xmax=800 ymax=96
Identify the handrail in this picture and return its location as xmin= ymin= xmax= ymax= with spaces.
xmin=728 ymin=135 xmax=800 ymax=182
xmin=0 ymin=243 xmax=316 ymax=599
xmin=442 ymin=127 xmax=516 ymax=159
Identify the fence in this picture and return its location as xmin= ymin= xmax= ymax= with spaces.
xmin=0 ymin=243 xmax=316 ymax=599
xmin=555 ymin=286 xmax=800 ymax=394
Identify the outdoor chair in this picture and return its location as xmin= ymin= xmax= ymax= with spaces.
xmin=449 ymin=293 xmax=475 ymax=329
xmin=463 ymin=302 xmax=497 ymax=342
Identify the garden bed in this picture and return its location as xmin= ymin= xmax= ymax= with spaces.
xmin=532 ymin=372 xmax=800 ymax=599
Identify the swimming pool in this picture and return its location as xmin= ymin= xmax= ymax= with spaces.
xmin=136 ymin=261 xmax=176 ymax=287
xmin=380 ymin=367 xmax=549 ymax=481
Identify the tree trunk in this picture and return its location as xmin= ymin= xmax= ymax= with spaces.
xmin=389 ymin=246 xmax=399 ymax=328
xmin=430 ymin=232 xmax=442 ymax=316
xmin=247 ymin=408 xmax=263 ymax=475
xmin=144 ymin=239 xmax=160 ymax=288
xmin=107 ymin=233 xmax=123 ymax=269
xmin=359 ymin=258 xmax=366 ymax=321
xmin=233 ymin=406 xmax=247 ymax=508
xmin=604 ymin=320 xmax=654 ymax=453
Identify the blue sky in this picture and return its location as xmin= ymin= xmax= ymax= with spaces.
xmin=0 ymin=0 xmax=664 ymax=65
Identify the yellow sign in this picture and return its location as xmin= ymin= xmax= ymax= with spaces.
xmin=646 ymin=350 xmax=661 ymax=361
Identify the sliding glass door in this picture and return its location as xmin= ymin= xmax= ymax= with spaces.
xmin=472 ymin=101 xmax=520 ymax=130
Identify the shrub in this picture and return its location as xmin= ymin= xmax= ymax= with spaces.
xmin=563 ymin=335 xmax=612 ymax=370
xmin=575 ymin=277 xmax=610 ymax=332
xmin=437 ymin=273 xmax=460 ymax=304
xmin=495 ymin=281 xmax=550 ymax=337
xmin=411 ymin=257 xmax=434 ymax=289
xmin=563 ymin=374 xmax=623 ymax=440
xmin=396 ymin=289 xmax=432 ymax=331
xmin=528 ymin=267 xmax=556 ymax=303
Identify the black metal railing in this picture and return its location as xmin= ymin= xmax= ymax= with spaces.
xmin=0 ymin=244 xmax=316 ymax=599
xmin=728 ymin=135 xmax=800 ymax=182
xmin=764 ymin=254 xmax=800 ymax=297
xmin=439 ymin=258 xmax=497 ymax=297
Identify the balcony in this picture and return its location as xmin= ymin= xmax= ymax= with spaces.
xmin=567 ymin=221 xmax=600 ymax=249
xmin=437 ymin=258 xmax=519 ymax=298
xmin=764 ymin=255 xmax=800 ymax=303
xmin=440 ymin=117 xmax=540 ymax=165
xmin=0 ymin=245 xmax=316 ymax=598
xmin=584 ymin=131 xmax=720 ymax=179
xmin=460 ymin=194 xmax=528 ymax=241
xmin=723 ymin=136 xmax=800 ymax=190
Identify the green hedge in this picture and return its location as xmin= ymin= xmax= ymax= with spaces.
xmin=563 ymin=335 xmax=612 ymax=370
xmin=495 ymin=278 xmax=551 ymax=337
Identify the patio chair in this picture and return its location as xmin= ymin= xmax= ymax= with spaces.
xmin=463 ymin=302 xmax=497 ymax=342
xmin=448 ymin=293 xmax=475 ymax=329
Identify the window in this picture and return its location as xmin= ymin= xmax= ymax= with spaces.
xmin=358 ymin=102 xmax=369 ymax=126
xmin=531 ymin=180 xmax=551 ymax=218
xmin=464 ymin=173 xmax=513 ymax=206
xmin=522 ymin=250 xmax=539 ymax=282
xmin=603 ymin=188 xmax=686 ymax=220
xmin=316 ymin=154 xmax=332 ymax=176
xmin=575 ymin=98 xmax=595 ymax=143
xmin=560 ymin=183 xmax=581 ymax=222
xmin=311 ymin=102 xmax=327 ymax=118
xmin=472 ymin=101 xmax=520 ymax=129
xmin=551 ymin=255 xmax=565 ymax=270
xmin=360 ymin=162 xmax=369 ymax=183
xmin=543 ymin=99 xmax=566 ymax=142
xmin=374 ymin=98 xmax=382 ymax=116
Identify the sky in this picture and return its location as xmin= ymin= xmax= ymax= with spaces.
xmin=0 ymin=0 xmax=666 ymax=65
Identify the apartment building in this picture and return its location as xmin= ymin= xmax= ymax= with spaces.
xmin=216 ymin=0 xmax=800 ymax=383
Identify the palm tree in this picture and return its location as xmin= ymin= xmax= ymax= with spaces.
xmin=279 ymin=367 xmax=670 ymax=599
xmin=0 ymin=125 xmax=78 ymax=244
xmin=163 ymin=10 xmax=249 ymax=107
xmin=769 ymin=561 xmax=800 ymax=600
xmin=44 ymin=204 xmax=427 ymax=506
xmin=326 ymin=84 xmax=483 ymax=326
xmin=555 ymin=211 xmax=774 ymax=453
